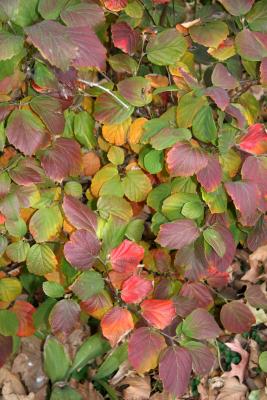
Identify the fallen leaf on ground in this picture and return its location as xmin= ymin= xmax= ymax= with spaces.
xmin=222 ymin=339 xmax=249 ymax=382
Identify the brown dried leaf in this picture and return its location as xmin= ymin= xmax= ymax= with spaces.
xmin=216 ymin=377 xmax=247 ymax=400
xmin=222 ymin=339 xmax=248 ymax=382
xmin=122 ymin=375 xmax=151 ymax=400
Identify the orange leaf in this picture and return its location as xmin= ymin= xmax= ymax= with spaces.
xmin=102 ymin=118 xmax=131 ymax=146
xmin=12 ymin=301 xmax=35 ymax=337
xmin=101 ymin=306 xmax=134 ymax=346
xmin=141 ymin=299 xmax=176 ymax=329
xmin=128 ymin=117 xmax=147 ymax=146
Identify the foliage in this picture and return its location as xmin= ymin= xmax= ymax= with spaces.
xmin=0 ymin=0 xmax=267 ymax=398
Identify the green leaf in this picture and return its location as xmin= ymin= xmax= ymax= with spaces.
xmin=181 ymin=201 xmax=204 ymax=220
xmin=5 ymin=217 xmax=27 ymax=238
xmin=259 ymin=351 xmax=267 ymax=372
xmin=6 ymin=241 xmax=30 ymax=263
xmin=203 ymin=227 xmax=226 ymax=257
xmin=38 ymin=0 xmax=69 ymax=20
xmin=33 ymin=298 xmax=57 ymax=330
xmin=71 ymin=271 xmax=105 ymax=300
xmin=50 ymin=387 xmax=83 ymax=400
xmin=0 ymin=310 xmax=19 ymax=336
xmin=246 ymin=0 xmax=267 ymax=31
xmin=147 ymin=183 xmax=172 ymax=211
xmin=29 ymin=206 xmax=63 ymax=243
xmin=143 ymin=149 xmax=163 ymax=174
xmin=189 ymin=21 xmax=229 ymax=48
xmin=108 ymin=54 xmax=137 ymax=75
xmin=0 ymin=235 xmax=8 ymax=257
xmin=125 ymin=219 xmax=144 ymax=242
xmin=122 ymin=169 xmax=152 ymax=202
xmin=94 ymin=343 xmax=128 ymax=380
xmin=192 ymin=105 xmax=217 ymax=144
xmin=43 ymin=282 xmax=65 ymax=298
xmin=147 ymin=28 xmax=187 ymax=66
xmin=97 ymin=195 xmax=133 ymax=221
xmin=44 ymin=337 xmax=71 ymax=383
xmin=74 ymin=111 xmax=96 ymax=149
xmin=118 ymin=77 xmax=152 ymax=107
xmin=71 ymin=334 xmax=110 ymax=373
xmin=177 ymin=92 xmax=207 ymax=128
xmin=0 ymin=278 xmax=22 ymax=302
xmin=26 ymin=244 xmax=57 ymax=276
xmin=0 ymin=121 xmax=6 ymax=151
xmin=150 ymin=127 xmax=191 ymax=150
xmin=0 ymin=32 xmax=24 ymax=60
xmin=201 ymin=186 xmax=227 ymax=213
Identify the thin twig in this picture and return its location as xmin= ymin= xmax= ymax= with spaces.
xmin=78 ymin=79 xmax=130 ymax=109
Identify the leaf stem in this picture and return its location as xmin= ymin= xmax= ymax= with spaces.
xmin=77 ymin=79 xmax=130 ymax=110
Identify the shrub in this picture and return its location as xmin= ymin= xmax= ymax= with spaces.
xmin=0 ymin=0 xmax=267 ymax=397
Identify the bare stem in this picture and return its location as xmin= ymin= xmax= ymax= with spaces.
xmin=78 ymin=79 xmax=130 ymax=110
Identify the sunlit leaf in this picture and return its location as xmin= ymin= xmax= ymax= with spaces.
xmin=81 ymin=290 xmax=113 ymax=320
xmin=189 ymin=21 xmax=229 ymax=48
xmin=238 ymin=123 xmax=267 ymax=154
xmin=110 ymin=239 xmax=144 ymax=273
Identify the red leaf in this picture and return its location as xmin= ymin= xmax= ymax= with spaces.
xmin=179 ymin=282 xmax=214 ymax=309
xmin=121 ymin=275 xmax=153 ymax=304
xmin=111 ymin=22 xmax=139 ymax=55
xmin=110 ymin=240 xmax=144 ymax=273
xmin=41 ymin=137 xmax=82 ymax=182
xmin=12 ymin=301 xmax=35 ymax=337
xmin=241 ymin=156 xmax=267 ymax=212
xmin=156 ymin=219 xmax=200 ymax=250
xmin=25 ymin=21 xmax=106 ymax=71
xmin=80 ymin=291 xmax=113 ymax=320
xmin=101 ymin=306 xmax=134 ymax=346
xmin=220 ymin=301 xmax=256 ymax=333
xmin=0 ymin=335 xmax=12 ymax=368
xmin=159 ymin=346 xmax=192 ymax=397
xmin=183 ymin=341 xmax=215 ymax=375
xmin=182 ymin=308 xmax=221 ymax=340
xmin=173 ymin=296 xmax=198 ymax=318
xmin=196 ymin=155 xmax=222 ymax=192
xmin=206 ymin=266 xmax=229 ymax=289
xmin=6 ymin=109 xmax=49 ymax=156
xmin=30 ymin=95 xmax=65 ymax=135
xmin=211 ymin=63 xmax=238 ymax=90
xmin=128 ymin=327 xmax=166 ymax=373
xmin=205 ymin=87 xmax=230 ymax=111
xmin=225 ymin=180 xmax=260 ymax=221
xmin=104 ymin=0 xmax=127 ymax=12
xmin=238 ymin=123 xmax=267 ymax=155
xmin=141 ymin=299 xmax=176 ymax=330
xmin=60 ymin=2 xmax=104 ymax=28
xmin=64 ymin=229 xmax=100 ymax=270
xmin=9 ymin=159 xmax=44 ymax=186
xmin=49 ymin=299 xmax=80 ymax=336
xmin=25 ymin=21 xmax=77 ymax=71
xmin=69 ymin=26 xmax=106 ymax=70
xmin=167 ymin=141 xmax=208 ymax=177
xmin=62 ymin=195 xmax=97 ymax=232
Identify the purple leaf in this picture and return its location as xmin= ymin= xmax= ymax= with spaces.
xmin=205 ymin=87 xmax=230 ymax=111
xmin=159 ymin=346 xmax=192 ymax=397
xmin=64 ymin=229 xmax=100 ymax=270
xmin=60 ymin=2 xmax=104 ymax=28
xmin=225 ymin=180 xmax=260 ymax=221
xmin=111 ymin=22 xmax=139 ymax=55
xmin=206 ymin=224 xmax=236 ymax=272
xmin=9 ymin=159 xmax=44 ymax=186
xmin=220 ymin=301 xmax=256 ymax=333
xmin=225 ymin=104 xmax=246 ymax=128
xmin=167 ymin=141 xmax=208 ymax=177
xmin=6 ymin=109 xmax=49 ymax=156
xmin=211 ymin=63 xmax=238 ymax=90
xmin=49 ymin=299 xmax=80 ymax=335
xmin=41 ymin=137 xmax=82 ymax=182
xmin=183 ymin=341 xmax=215 ymax=375
xmin=196 ymin=155 xmax=222 ymax=192
xmin=0 ymin=335 xmax=12 ymax=368
xmin=182 ymin=308 xmax=221 ymax=340
xmin=156 ymin=219 xmax=200 ymax=250
xmin=62 ymin=195 xmax=97 ymax=232
xmin=218 ymin=0 xmax=254 ymax=16
xmin=30 ymin=95 xmax=65 ymax=135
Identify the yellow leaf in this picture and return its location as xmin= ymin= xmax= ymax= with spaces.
xmin=91 ymin=164 xmax=118 ymax=197
xmin=128 ymin=118 xmax=147 ymax=146
xmin=102 ymin=118 xmax=131 ymax=145
xmin=0 ymin=277 xmax=22 ymax=302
